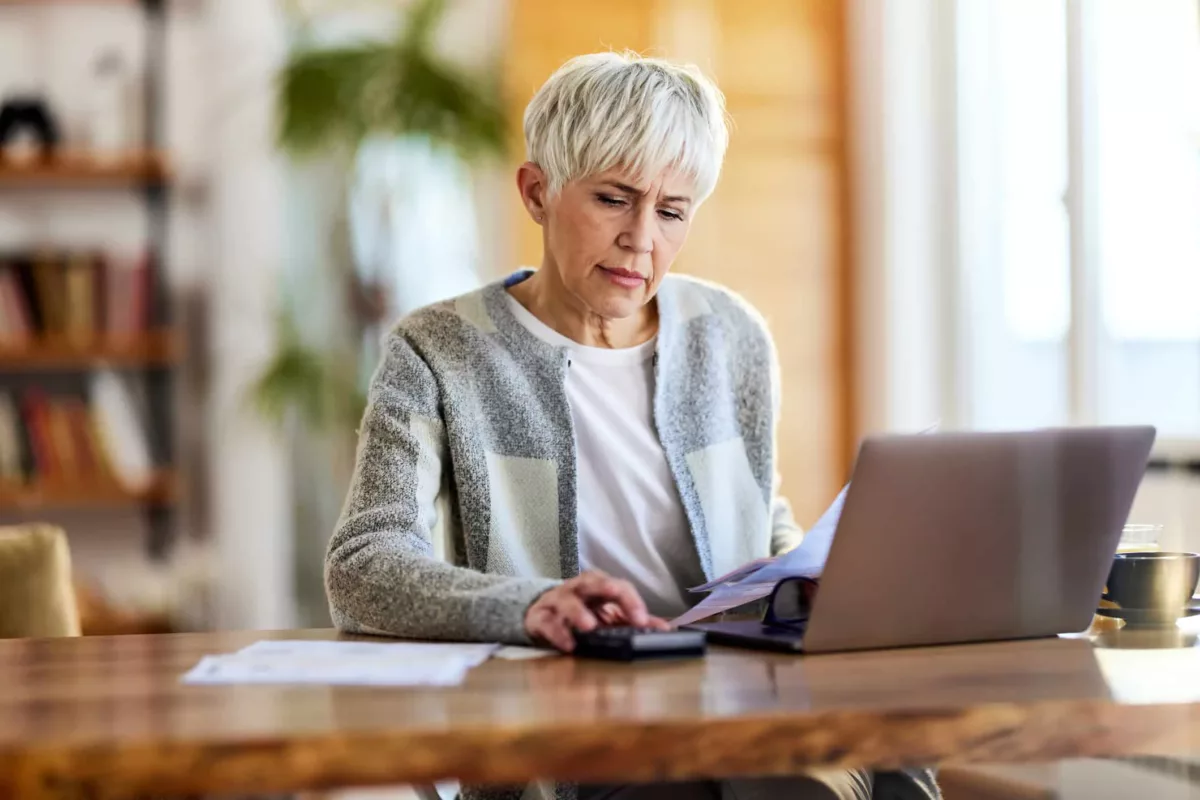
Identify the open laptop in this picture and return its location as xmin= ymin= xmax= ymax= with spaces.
xmin=687 ymin=426 xmax=1157 ymax=654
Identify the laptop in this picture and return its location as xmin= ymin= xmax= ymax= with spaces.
xmin=686 ymin=426 xmax=1157 ymax=654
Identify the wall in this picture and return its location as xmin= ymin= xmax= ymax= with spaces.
xmin=205 ymin=0 xmax=294 ymax=630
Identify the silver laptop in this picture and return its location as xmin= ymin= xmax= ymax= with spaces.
xmin=688 ymin=426 xmax=1157 ymax=653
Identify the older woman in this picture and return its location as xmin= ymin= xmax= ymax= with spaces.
xmin=327 ymin=53 xmax=939 ymax=800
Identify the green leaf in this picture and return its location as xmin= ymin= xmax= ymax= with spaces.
xmin=276 ymin=0 xmax=507 ymax=160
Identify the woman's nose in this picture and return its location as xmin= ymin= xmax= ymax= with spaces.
xmin=618 ymin=213 xmax=654 ymax=254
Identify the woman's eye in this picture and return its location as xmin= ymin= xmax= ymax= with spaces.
xmin=658 ymin=209 xmax=684 ymax=222
xmin=597 ymin=194 xmax=626 ymax=208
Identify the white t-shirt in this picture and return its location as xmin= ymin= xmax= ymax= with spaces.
xmin=505 ymin=294 xmax=705 ymax=618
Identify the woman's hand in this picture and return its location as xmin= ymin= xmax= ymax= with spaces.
xmin=524 ymin=570 xmax=672 ymax=652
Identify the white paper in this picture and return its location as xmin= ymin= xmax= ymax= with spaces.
xmin=674 ymin=423 xmax=941 ymax=627
xmin=688 ymin=556 xmax=777 ymax=593
xmin=731 ymin=485 xmax=849 ymax=588
xmin=672 ymin=581 xmax=782 ymax=627
xmin=182 ymin=640 xmax=502 ymax=687
xmin=182 ymin=653 xmax=474 ymax=687
xmin=236 ymin=639 xmax=499 ymax=668
xmin=493 ymin=645 xmax=560 ymax=661
xmin=672 ymin=484 xmax=849 ymax=627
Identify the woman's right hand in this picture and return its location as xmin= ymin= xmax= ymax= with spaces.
xmin=524 ymin=570 xmax=670 ymax=652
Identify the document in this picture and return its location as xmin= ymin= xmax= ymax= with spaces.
xmin=673 ymin=422 xmax=940 ymax=627
xmin=181 ymin=640 xmax=501 ymax=686
xmin=672 ymin=580 xmax=788 ymax=628
xmin=493 ymin=645 xmax=560 ymax=660
xmin=671 ymin=484 xmax=849 ymax=628
xmin=236 ymin=639 xmax=499 ymax=667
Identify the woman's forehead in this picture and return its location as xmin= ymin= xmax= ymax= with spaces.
xmin=578 ymin=167 xmax=697 ymax=201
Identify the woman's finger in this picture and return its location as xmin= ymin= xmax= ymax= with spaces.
xmin=552 ymin=592 xmax=600 ymax=633
xmin=573 ymin=573 xmax=650 ymax=627
xmin=594 ymin=602 xmax=624 ymax=626
xmin=539 ymin=614 xmax=577 ymax=652
xmin=525 ymin=606 xmax=555 ymax=644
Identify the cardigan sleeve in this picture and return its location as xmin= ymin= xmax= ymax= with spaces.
xmin=325 ymin=331 xmax=558 ymax=644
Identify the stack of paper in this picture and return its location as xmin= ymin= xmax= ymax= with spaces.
xmin=671 ymin=485 xmax=849 ymax=627
xmin=182 ymin=639 xmax=501 ymax=687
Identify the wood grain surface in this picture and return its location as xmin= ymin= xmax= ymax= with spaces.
xmin=0 ymin=628 xmax=1198 ymax=798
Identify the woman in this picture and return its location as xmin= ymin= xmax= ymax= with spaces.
xmin=327 ymin=52 xmax=939 ymax=800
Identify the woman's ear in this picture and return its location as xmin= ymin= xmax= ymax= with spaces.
xmin=517 ymin=162 xmax=549 ymax=224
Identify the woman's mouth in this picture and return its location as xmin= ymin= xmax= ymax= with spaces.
xmin=598 ymin=265 xmax=646 ymax=289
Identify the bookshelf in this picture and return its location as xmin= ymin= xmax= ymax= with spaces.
xmin=0 ymin=470 xmax=175 ymax=511
xmin=0 ymin=1 xmax=137 ymax=5
xmin=0 ymin=150 xmax=170 ymax=189
xmin=0 ymin=0 xmax=179 ymax=559
xmin=0 ymin=331 xmax=178 ymax=370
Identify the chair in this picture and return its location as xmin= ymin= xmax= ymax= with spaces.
xmin=0 ymin=524 xmax=80 ymax=638
xmin=938 ymin=766 xmax=1057 ymax=800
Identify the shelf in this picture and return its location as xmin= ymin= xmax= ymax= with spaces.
xmin=0 ymin=331 xmax=179 ymax=370
xmin=0 ymin=1 xmax=137 ymax=7
xmin=0 ymin=150 xmax=171 ymax=189
xmin=0 ymin=471 xmax=176 ymax=511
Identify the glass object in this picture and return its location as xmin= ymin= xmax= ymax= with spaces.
xmin=1116 ymin=523 xmax=1163 ymax=554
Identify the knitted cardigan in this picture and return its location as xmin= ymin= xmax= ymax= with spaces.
xmin=327 ymin=271 xmax=939 ymax=800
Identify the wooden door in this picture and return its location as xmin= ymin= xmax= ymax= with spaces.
xmin=505 ymin=0 xmax=853 ymax=523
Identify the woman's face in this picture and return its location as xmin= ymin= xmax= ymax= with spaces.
xmin=525 ymin=165 xmax=696 ymax=320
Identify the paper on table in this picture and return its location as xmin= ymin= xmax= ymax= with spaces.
xmin=493 ymin=645 xmax=560 ymax=661
xmin=182 ymin=653 xmax=474 ymax=687
xmin=671 ymin=484 xmax=850 ymax=627
xmin=237 ymin=639 xmax=499 ymax=668
xmin=181 ymin=640 xmax=502 ymax=687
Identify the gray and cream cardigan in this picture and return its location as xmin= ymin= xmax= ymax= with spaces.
xmin=327 ymin=271 xmax=803 ymax=643
xmin=326 ymin=271 xmax=940 ymax=800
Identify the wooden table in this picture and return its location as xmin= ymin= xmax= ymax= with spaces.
xmin=1 ymin=627 xmax=1199 ymax=798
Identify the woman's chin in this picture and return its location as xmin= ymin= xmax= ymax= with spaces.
xmin=586 ymin=293 xmax=647 ymax=321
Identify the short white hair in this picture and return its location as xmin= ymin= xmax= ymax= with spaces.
xmin=523 ymin=51 xmax=729 ymax=203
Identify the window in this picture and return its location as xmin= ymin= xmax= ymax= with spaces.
xmin=1093 ymin=0 xmax=1200 ymax=433
xmin=957 ymin=0 xmax=1071 ymax=429
xmin=957 ymin=0 xmax=1200 ymax=437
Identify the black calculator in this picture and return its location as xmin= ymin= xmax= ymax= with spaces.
xmin=571 ymin=627 xmax=707 ymax=661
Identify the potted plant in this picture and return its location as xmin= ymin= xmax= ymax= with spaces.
xmin=253 ymin=0 xmax=506 ymax=434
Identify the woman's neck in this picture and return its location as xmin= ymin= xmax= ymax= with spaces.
xmin=508 ymin=269 xmax=658 ymax=349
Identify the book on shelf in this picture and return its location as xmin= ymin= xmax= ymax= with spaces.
xmin=0 ymin=392 xmax=23 ymax=482
xmin=0 ymin=249 xmax=152 ymax=348
xmin=0 ymin=372 xmax=154 ymax=493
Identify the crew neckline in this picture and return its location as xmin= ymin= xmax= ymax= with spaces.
xmin=503 ymin=292 xmax=657 ymax=367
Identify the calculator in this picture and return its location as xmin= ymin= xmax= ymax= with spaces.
xmin=571 ymin=626 xmax=707 ymax=661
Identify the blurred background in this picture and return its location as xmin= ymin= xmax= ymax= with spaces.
xmin=0 ymin=0 xmax=1196 ymax=640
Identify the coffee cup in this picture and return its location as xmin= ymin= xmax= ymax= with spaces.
xmin=1102 ymin=552 xmax=1200 ymax=615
